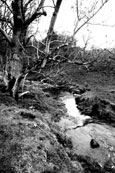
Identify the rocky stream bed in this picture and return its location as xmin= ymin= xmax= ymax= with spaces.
xmin=0 ymin=79 xmax=115 ymax=173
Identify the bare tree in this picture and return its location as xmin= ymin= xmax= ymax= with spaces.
xmin=73 ymin=0 xmax=110 ymax=38
xmin=41 ymin=0 xmax=63 ymax=68
xmin=0 ymin=0 xmax=47 ymax=99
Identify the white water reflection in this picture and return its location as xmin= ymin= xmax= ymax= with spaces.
xmin=60 ymin=94 xmax=91 ymax=127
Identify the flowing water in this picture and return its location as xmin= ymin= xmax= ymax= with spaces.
xmin=58 ymin=93 xmax=115 ymax=166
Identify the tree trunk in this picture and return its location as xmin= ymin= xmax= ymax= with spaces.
xmin=41 ymin=0 xmax=63 ymax=68
xmin=3 ymin=0 xmax=25 ymax=99
xmin=4 ymin=34 xmax=23 ymax=99
xmin=4 ymin=0 xmax=24 ymax=99
xmin=1 ymin=0 xmax=46 ymax=99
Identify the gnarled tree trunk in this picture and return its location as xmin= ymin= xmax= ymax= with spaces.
xmin=0 ymin=0 xmax=46 ymax=99
xmin=4 ymin=0 xmax=24 ymax=99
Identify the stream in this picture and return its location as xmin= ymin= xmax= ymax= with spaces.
xmin=58 ymin=92 xmax=115 ymax=167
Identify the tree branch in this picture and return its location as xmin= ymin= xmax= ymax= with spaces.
xmin=76 ymin=0 xmax=80 ymax=20
xmin=25 ymin=0 xmax=46 ymax=26
xmin=1 ymin=0 xmax=12 ymax=13
xmin=0 ymin=17 xmax=13 ymax=27
xmin=25 ymin=11 xmax=47 ymax=26
xmin=52 ymin=0 xmax=56 ymax=7
xmin=24 ymin=0 xmax=33 ymax=9
xmin=0 ymin=28 xmax=12 ymax=45
xmin=73 ymin=0 xmax=110 ymax=36
xmin=88 ymin=22 xmax=115 ymax=27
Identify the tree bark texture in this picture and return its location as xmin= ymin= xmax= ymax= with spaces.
xmin=41 ymin=0 xmax=63 ymax=68
xmin=4 ymin=0 xmax=24 ymax=99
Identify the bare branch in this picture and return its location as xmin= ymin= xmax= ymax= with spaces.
xmin=88 ymin=22 xmax=115 ymax=27
xmin=25 ymin=0 xmax=46 ymax=26
xmin=68 ymin=58 xmax=97 ymax=66
xmin=0 ymin=17 xmax=13 ymax=26
xmin=0 ymin=27 xmax=11 ymax=45
xmin=41 ymin=0 xmax=63 ymax=68
xmin=73 ymin=0 xmax=110 ymax=37
xmin=26 ymin=45 xmax=39 ymax=59
xmin=24 ymin=0 xmax=33 ymax=9
xmin=76 ymin=0 xmax=80 ymax=20
xmin=104 ymin=49 xmax=115 ymax=57
xmin=25 ymin=11 xmax=47 ymax=26
xmin=36 ymin=0 xmax=46 ymax=11
xmin=52 ymin=0 xmax=56 ymax=7
xmin=1 ymin=0 xmax=12 ymax=13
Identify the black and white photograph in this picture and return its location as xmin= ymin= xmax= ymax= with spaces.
xmin=0 ymin=0 xmax=115 ymax=172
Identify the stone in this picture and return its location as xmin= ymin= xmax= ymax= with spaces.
xmin=90 ymin=139 xmax=100 ymax=149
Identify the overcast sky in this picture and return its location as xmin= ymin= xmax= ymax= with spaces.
xmin=36 ymin=0 xmax=115 ymax=49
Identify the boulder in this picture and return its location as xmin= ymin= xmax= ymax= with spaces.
xmin=77 ymin=91 xmax=115 ymax=126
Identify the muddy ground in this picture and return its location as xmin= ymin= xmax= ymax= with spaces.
xmin=0 ymin=58 xmax=115 ymax=173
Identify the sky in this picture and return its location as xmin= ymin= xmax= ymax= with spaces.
xmin=35 ymin=0 xmax=115 ymax=50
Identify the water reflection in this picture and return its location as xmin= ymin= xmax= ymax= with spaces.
xmin=58 ymin=92 xmax=115 ymax=166
xmin=60 ymin=94 xmax=91 ymax=127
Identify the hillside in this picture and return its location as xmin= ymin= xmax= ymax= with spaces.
xmin=0 ymin=55 xmax=115 ymax=172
